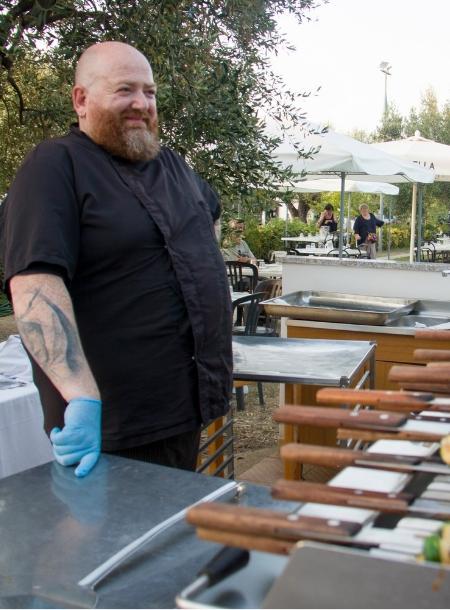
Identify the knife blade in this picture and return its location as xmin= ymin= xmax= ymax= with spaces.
xmin=280 ymin=443 xmax=450 ymax=475
xmin=272 ymin=480 xmax=450 ymax=519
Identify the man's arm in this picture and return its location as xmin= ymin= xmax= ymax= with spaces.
xmin=10 ymin=273 xmax=102 ymax=477
xmin=10 ymin=273 xmax=99 ymax=400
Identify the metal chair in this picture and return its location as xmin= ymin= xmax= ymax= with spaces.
xmin=225 ymin=261 xmax=259 ymax=292
xmin=254 ymin=279 xmax=282 ymax=336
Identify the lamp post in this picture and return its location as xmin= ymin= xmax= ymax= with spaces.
xmin=379 ymin=61 xmax=392 ymax=115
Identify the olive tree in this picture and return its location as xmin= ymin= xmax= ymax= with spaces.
xmin=0 ymin=0 xmax=322 ymax=211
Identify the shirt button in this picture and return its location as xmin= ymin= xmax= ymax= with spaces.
xmin=192 ymin=356 xmax=196 ymax=360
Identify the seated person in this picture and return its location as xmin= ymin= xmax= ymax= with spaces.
xmin=316 ymin=204 xmax=338 ymax=233
xmin=221 ymin=219 xmax=256 ymax=264
xmin=353 ymin=204 xmax=384 ymax=259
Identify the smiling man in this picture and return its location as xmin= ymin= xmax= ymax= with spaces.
xmin=1 ymin=42 xmax=232 ymax=478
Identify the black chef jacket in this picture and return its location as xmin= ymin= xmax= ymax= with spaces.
xmin=1 ymin=127 xmax=233 ymax=450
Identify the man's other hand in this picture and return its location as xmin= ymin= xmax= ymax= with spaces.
xmin=51 ymin=397 xmax=102 ymax=478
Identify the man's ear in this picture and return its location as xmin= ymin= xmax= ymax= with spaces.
xmin=72 ymin=85 xmax=87 ymax=119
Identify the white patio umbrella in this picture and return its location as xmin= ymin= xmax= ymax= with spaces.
xmin=372 ymin=132 xmax=450 ymax=261
xmin=281 ymin=178 xmax=399 ymax=252
xmin=274 ymin=127 xmax=434 ymax=256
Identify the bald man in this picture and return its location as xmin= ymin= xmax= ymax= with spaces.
xmin=1 ymin=42 xmax=232 ymax=477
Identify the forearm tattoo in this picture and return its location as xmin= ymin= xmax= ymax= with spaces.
xmin=16 ymin=287 xmax=83 ymax=378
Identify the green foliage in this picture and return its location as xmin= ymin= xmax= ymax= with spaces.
xmin=383 ymin=224 xmax=411 ymax=249
xmin=243 ymin=218 xmax=312 ymax=260
xmin=0 ymin=0 xmax=320 ymax=202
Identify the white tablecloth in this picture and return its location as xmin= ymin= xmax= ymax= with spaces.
xmin=0 ymin=336 xmax=53 ymax=478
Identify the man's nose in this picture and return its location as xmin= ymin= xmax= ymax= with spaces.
xmin=130 ymin=91 xmax=154 ymax=111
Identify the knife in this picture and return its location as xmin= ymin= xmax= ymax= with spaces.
xmin=271 ymin=480 xmax=450 ymax=519
xmin=280 ymin=443 xmax=450 ymax=475
xmin=188 ymin=503 xmax=435 ymax=555
xmin=273 ymin=405 xmax=448 ymax=442
xmin=315 ymin=388 xmax=450 ymax=413
xmin=414 ymin=348 xmax=450 ymax=362
xmin=389 ymin=364 xmax=450 ymax=389
xmin=415 ymin=328 xmax=450 ymax=341
xmin=186 ymin=502 xmax=362 ymax=541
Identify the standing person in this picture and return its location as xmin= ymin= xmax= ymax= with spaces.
xmin=1 ymin=41 xmax=232 ymax=478
xmin=316 ymin=204 xmax=338 ymax=233
xmin=221 ymin=218 xmax=256 ymax=264
xmin=353 ymin=204 xmax=384 ymax=259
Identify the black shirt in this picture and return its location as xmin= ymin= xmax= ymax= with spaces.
xmin=1 ymin=127 xmax=233 ymax=450
xmin=353 ymin=213 xmax=384 ymax=246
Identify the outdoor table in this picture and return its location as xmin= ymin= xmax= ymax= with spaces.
xmin=281 ymin=235 xmax=324 ymax=246
xmin=233 ymin=336 xmax=376 ymax=479
xmin=257 ymin=262 xmax=283 ymax=278
xmin=295 ymin=246 xmax=334 ymax=257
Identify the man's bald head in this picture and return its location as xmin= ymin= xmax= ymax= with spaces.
xmin=75 ymin=41 xmax=151 ymax=89
xmin=72 ymin=41 xmax=159 ymax=161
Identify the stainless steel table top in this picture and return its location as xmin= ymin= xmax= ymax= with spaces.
xmin=232 ymin=336 xmax=375 ymax=386
xmin=0 ymin=456 xmax=297 ymax=609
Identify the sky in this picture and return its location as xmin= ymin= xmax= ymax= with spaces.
xmin=270 ymin=0 xmax=450 ymax=135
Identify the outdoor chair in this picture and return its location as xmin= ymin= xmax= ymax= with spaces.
xmin=420 ymin=246 xmax=434 ymax=262
xmin=254 ymin=278 xmax=282 ymax=336
xmin=231 ymin=292 xmax=267 ymax=410
xmin=225 ymin=261 xmax=259 ymax=292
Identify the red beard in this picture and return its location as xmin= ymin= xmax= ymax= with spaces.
xmin=88 ymin=107 xmax=160 ymax=161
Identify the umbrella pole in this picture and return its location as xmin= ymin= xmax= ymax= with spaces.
xmin=416 ymin=185 xmax=424 ymax=262
xmin=409 ymin=182 xmax=418 ymax=263
xmin=346 ymin=193 xmax=351 ymax=246
xmin=339 ymin=172 xmax=346 ymax=258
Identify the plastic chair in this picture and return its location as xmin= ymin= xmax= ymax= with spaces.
xmin=225 ymin=261 xmax=259 ymax=292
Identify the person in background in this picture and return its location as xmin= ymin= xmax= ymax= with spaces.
xmin=316 ymin=204 xmax=338 ymax=233
xmin=353 ymin=203 xmax=384 ymax=259
xmin=221 ymin=218 xmax=256 ymax=264
xmin=1 ymin=41 xmax=232 ymax=478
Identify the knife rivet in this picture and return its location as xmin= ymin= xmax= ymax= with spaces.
xmin=354 ymin=489 xmax=363 ymax=495
xmin=380 ymin=414 xmax=389 ymax=420
xmin=327 ymin=519 xmax=341 ymax=527
xmin=287 ymin=514 xmax=299 ymax=521
xmin=388 ymin=493 xmax=396 ymax=498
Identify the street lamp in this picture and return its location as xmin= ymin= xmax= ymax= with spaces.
xmin=379 ymin=61 xmax=392 ymax=115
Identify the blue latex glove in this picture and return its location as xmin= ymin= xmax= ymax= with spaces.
xmin=50 ymin=397 xmax=102 ymax=478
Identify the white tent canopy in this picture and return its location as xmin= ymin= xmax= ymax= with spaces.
xmin=273 ymin=127 xmax=434 ymax=255
xmin=284 ymin=178 xmax=399 ymax=195
xmin=275 ymin=128 xmax=435 ymax=184
xmin=372 ymin=132 xmax=450 ymax=261
xmin=372 ymin=131 xmax=450 ymax=182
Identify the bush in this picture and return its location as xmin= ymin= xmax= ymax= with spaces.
xmin=244 ymin=218 xmax=313 ymax=261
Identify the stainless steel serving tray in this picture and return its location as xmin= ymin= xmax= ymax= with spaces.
xmin=261 ymin=291 xmax=418 ymax=325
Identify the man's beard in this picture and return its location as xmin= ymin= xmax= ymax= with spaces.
xmin=88 ymin=107 xmax=160 ymax=161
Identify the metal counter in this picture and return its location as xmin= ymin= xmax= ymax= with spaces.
xmin=232 ymin=336 xmax=375 ymax=387
xmin=0 ymin=456 xmax=298 ymax=609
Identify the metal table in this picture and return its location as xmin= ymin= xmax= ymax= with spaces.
xmin=233 ymin=336 xmax=376 ymax=479
xmin=0 ymin=456 xmax=297 ymax=609
xmin=233 ymin=336 xmax=375 ymax=388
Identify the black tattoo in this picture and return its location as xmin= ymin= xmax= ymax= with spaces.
xmin=16 ymin=288 xmax=83 ymax=376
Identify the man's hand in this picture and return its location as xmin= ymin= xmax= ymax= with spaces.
xmin=354 ymin=233 xmax=361 ymax=242
xmin=51 ymin=397 xmax=102 ymax=478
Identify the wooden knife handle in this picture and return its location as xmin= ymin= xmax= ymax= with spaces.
xmin=415 ymin=329 xmax=450 ymax=341
xmin=274 ymin=405 xmax=406 ymax=429
xmin=280 ymin=443 xmax=424 ymax=469
xmin=414 ymin=349 xmax=450 ymax=362
xmin=397 ymin=382 xmax=450 ymax=394
xmin=281 ymin=443 xmax=366 ymax=467
xmin=337 ymin=427 xmax=444 ymax=443
xmin=389 ymin=365 xmax=450 ymax=383
xmin=196 ymin=527 xmax=293 ymax=555
xmin=186 ymin=502 xmax=361 ymax=539
xmin=316 ymin=388 xmax=433 ymax=410
xmin=272 ymin=480 xmax=411 ymax=513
